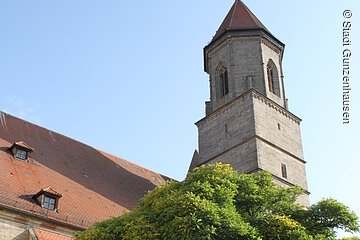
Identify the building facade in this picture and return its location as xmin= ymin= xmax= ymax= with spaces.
xmin=189 ymin=0 xmax=309 ymax=205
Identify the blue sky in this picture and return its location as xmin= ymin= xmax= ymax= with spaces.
xmin=0 ymin=0 xmax=359 ymax=236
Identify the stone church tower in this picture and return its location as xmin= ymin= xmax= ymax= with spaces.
xmin=189 ymin=0 xmax=309 ymax=205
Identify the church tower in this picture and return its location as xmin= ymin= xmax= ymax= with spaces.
xmin=189 ymin=0 xmax=309 ymax=205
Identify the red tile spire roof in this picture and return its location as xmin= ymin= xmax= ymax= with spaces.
xmin=212 ymin=0 xmax=270 ymax=41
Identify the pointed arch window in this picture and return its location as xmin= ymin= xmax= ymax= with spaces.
xmin=267 ymin=66 xmax=275 ymax=93
xmin=216 ymin=64 xmax=229 ymax=98
xmin=266 ymin=60 xmax=280 ymax=96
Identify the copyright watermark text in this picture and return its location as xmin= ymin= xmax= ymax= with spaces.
xmin=342 ymin=10 xmax=352 ymax=124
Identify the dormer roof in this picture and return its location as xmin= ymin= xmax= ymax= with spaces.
xmin=30 ymin=227 xmax=73 ymax=240
xmin=9 ymin=141 xmax=34 ymax=152
xmin=33 ymin=187 xmax=63 ymax=199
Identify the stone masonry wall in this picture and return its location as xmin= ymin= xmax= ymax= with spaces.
xmin=197 ymin=93 xmax=255 ymax=165
xmin=253 ymin=93 xmax=304 ymax=159
xmin=256 ymin=139 xmax=308 ymax=190
xmin=0 ymin=218 xmax=28 ymax=240
xmin=207 ymin=138 xmax=258 ymax=174
xmin=207 ymin=37 xmax=265 ymax=112
xmin=197 ymin=91 xmax=308 ymax=201
xmin=231 ymin=38 xmax=265 ymax=96
xmin=252 ymin=92 xmax=309 ymax=201
xmin=0 ymin=208 xmax=76 ymax=240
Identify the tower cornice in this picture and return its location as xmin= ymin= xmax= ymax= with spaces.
xmin=204 ymin=29 xmax=284 ymax=73
xmin=195 ymin=89 xmax=301 ymax=127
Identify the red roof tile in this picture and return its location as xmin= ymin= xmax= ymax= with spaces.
xmin=32 ymin=228 xmax=73 ymax=240
xmin=0 ymin=111 xmax=168 ymax=229
xmin=212 ymin=0 xmax=269 ymax=41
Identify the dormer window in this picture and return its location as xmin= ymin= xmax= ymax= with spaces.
xmin=43 ymin=196 xmax=56 ymax=210
xmin=32 ymin=187 xmax=62 ymax=211
xmin=8 ymin=141 xmax=34 ymax=161
xmin=15 ymin=149 xmax=27 ymax=160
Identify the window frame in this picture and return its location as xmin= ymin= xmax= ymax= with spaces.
xmin=14 ymin=148 xmax=28 ymax=160
xmin=220 ymin=68 xmax=229 ymax=96
xmin=281 ymin=163 xmax=288 ymax=179
xmin=267 ymin=66 xmax=274 ymax=93
xmin=216 ymin=64 xmax=230 ymax=99
xmin=266 ymin=60 xmax=281 ymax=97
xmin=42 ymin=195 xmax=57 ymax=211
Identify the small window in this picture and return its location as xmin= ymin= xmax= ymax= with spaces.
xmin=277 ymin=123 xmax=281 ymax=131
xmin=281 ymin=163 xmax=287 ymax=179
xmin=43 ymin=196 xmax=56 ymax=211
xmin=15 ymin=149 xmax=28 ymax=160
xmin=246 ymin=75 xmax=253 ymax=90
xmin=225 ymin=124 xmax=228 ymax=133
xmin=9 ymin=141 xmax=34 ymax=161
xmin=32 ymin=187 xmax=62 ymax=211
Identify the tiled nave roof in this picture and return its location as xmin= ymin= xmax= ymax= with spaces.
xmin=0 ymin=111 xmax=168 ymax=229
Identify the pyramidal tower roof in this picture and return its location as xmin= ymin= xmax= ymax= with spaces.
xmin=212 ymin=0 xmax=270 ymax=41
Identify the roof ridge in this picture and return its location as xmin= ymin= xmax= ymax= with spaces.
xmin=228 ymin=1 xmax=237 ymax=31
xmin=241 ymin=1 xmax=269 ymax=32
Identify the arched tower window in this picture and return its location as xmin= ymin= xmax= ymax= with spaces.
xmin=266 ymin=60 xmax=280 ymax=96
xmin=216 ymin=64 xmax=229 ymax=98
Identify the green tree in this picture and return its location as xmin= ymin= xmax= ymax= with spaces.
xmin=76 ymin=163 xmax=359 ymax=240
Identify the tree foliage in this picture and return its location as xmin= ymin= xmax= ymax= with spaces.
xmin=76 ymin=163 xmax=359 ymax=240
